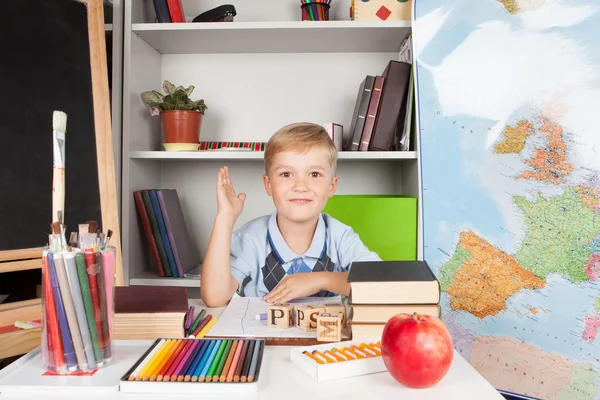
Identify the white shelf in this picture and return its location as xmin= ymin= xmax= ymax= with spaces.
xmin=130 ymin=270 xmax=201 ymax=288
xmin=129 ymin=150 xmax=417 ymax=161
xmin=132 ymin=20 xmax=412 ymax=54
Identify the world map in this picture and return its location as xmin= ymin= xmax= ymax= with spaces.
xmin=414 ymin=0 xmax=600 ymax=398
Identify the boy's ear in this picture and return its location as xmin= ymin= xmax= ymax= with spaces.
xmin=328 ymin=176 xmax=338 ymax=197
xmin=263 ymin=174 xmax=273 ymax=196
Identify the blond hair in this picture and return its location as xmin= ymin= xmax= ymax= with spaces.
xmin=264 ymin=122 xmax=338 ymax=175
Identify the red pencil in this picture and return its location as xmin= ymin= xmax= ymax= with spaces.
xmin=43 ymin=251 xmax=65 ymax=373
xmin=84 ymin=250 xmax=104 ymax=349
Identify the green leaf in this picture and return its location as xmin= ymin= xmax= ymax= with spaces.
xmin=185 ymin=85 xmax=195 ymax=96
xmin=162 ymin=80 xmax=175 ymax=95
xmin=140 ymin=91 xmax=162 ymax=105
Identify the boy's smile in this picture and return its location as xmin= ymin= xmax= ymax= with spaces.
xmin=263 ymin=148 xmax=338 ymax=225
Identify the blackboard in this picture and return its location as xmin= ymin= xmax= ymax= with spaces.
xmin=0 ymin=0 xmax=122 ymax=284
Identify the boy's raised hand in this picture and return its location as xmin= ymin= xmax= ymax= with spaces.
xmin=216 ymin=166 xmax=246 ymax=219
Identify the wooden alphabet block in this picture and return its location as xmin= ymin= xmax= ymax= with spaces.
xmin=295 ymin=305 xmax=325 ymax=332
xmin=325 ymin=303 xmax=346 ymax=328
xmin=317 ymin=312 xmax=343 ymax=342
xmin=267 ymin=303 xmax=294 ymax=328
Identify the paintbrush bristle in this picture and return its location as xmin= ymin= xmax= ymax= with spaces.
xmin=53 ymin=111 xmax=67 ymax=133
xmin=51 ymin=221 xmax=61 ymax=235
xmin=86 ymin=220 xmax=97 ymax=234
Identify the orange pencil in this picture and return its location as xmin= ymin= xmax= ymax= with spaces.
xmin=219 ymin=340 xmax=239 ymax=382
xmin=350 ymin=345 xmax=373 ymax=358
xmin=143 ymin=339 xmax=177 ymax=381
xmin=226 ymin=338 xmax=245 ymax=382
xmin=360 ymin=343 xmax=380 ymax=356
xmin=303 ymin=350 xmax=325 ymax=364
xmin=139 ymin=339 xmax=172 ymax=381
xmin=150 ymin=339 xmax=182 ymax=381
xmin=157 ymin=339 xmax=186 ymax=381
xmin=325 ymin=350 xmax=346 ymax=362
xmin=313 ymin=350 xmax=335 ymax=363
xmin=332 ymin=348 xmax=350 ymax=360
xmin=341 ymin=346 xmax=365 ymax=359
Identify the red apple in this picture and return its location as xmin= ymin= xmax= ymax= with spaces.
xmin=381 ymin=312 xmax=453 ymax=388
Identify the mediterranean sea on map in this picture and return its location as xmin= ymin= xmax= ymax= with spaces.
xmin=414 ymin=0 xmax=600 ymax=399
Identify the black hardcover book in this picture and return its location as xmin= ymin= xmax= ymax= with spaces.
xmin=345 ymin=75 xmax=376 ymax=151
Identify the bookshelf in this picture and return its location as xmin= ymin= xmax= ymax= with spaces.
xmin=121 ymin=0 xmax=422 ymax=290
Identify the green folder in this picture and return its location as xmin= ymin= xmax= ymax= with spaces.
xmin=322 ymin=195 xmax=417 ymax=261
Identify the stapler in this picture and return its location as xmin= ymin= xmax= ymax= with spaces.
xmin=192 ymin=5 xmax=237 ymax=22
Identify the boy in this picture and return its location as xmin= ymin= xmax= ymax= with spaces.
xmin=200 ymin=122 xmax=381 ymax=307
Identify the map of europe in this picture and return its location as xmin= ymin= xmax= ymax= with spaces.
xmin=414 ymin=0 xmax=600 ymax=399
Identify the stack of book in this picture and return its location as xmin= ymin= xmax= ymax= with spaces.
xmin=134 ymin=189 xmax=198 ymax=278
xmin=347 ymin=260 xmax=441 ymax=340
xmin=113 ymin=286 xmax=189 ymax=340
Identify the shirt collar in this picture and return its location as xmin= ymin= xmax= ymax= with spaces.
xmin=267 ymin=212 xmax=326 ymax=263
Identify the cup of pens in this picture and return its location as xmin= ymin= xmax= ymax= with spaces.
xmin=41 ymin=226 xmax=116 ymax=374
xmin=301 ymin=0 xmax=331 ymax=21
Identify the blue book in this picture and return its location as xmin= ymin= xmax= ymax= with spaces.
xmin=149 ymin=190 xmax=178 ymax=277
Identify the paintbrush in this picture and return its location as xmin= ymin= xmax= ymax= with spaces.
xmin=52 ymin=111 xmax=67 ymax=224
xmin=86 ymin=221 xmax=98 ymax=235
xmin=104 ymin=229 xmax=113 ymax=248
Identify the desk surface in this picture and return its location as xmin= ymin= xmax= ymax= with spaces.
xmin=0 ymin=299 xmax=504 ymax=400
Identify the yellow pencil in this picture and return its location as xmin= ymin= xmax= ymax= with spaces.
xmin=136 ymin=339 xmax=170 ymax=381
xmin=150 ymin=339 xmax=182 ymax=381
xmin=142 ymin=339 xmax=177 ymax=381
xmin=195 ymin=317 xmax=217 ymax=338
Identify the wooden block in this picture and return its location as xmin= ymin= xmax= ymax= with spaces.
xmin=296 ymin=305 xmax=325 ymax=332
xmin=325 ymin=303 xmax=346 ymax=328
xmin=267 ymin=303 xmax=294 ymax=328
xmin=317 ymin=312 xmax=343 ymax=342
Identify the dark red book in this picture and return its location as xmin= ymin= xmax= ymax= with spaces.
xmin=133 ymin=190 xmax=165 ymax=277
xmin=359 ymin=75 xmax=385 ymax=151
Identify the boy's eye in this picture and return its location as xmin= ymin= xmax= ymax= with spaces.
xmin=280 ymin=172 xmax=291 ymax=177
xmin=310 ymin=172 xmax=322 ymax=178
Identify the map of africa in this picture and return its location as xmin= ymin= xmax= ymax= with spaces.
xmin=414 ymin=0 xmax=600 ymax=399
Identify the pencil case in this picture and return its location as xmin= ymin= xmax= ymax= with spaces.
xmin=289 ymin=338 xmax=386 ymax=381
xmin=119 ymin=337 xmax=265 ymax=394
xmin=41 ymin=247 xmax=116 ymax=374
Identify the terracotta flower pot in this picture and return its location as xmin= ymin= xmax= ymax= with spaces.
xmin=161 ymin=110 xmax=203 ymax=144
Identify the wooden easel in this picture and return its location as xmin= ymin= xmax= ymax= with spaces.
xmin=0 ymin=0 xmax=122 ymax=359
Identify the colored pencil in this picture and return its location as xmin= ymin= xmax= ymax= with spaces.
xmin=42 ymin=251 xmax=66 ymax=374
xmin=212 ymin=340 xmax=233 ymax=382
xmin=325 ymin=349 xmax=346 ymax=362
xmin=84 ymin=250 xmax=104 ymax=351
xmin=240 ymin=340 xmax=255 ymax=382
xmin=75 ymin=252 xmax=103 ymax=366
xmin=196 ymin=316 xmax=217 ymax=338
xmin=170 ymin=339 xmax=199 ymax=381
xmin=139 ymin=339 xmax=173 ymax=381
xmin=191 ymin=314 xmax=212 ymax=337
xmin=247 ymin=340 xmax=262 ymax=382
xmin=187 ymin=309 xmax=206 ymax=335
xmin=304 ymin=350 xmax=325 ymax=364
xmin=149 ymin=339 xmax=181 ymax=381
xmin=219 ymin=340 xmax=238 ymax=382
xmin=205 ymin=340 xmax=228 ymax=381
xmin=193 ymin=340 xmax=220 ymax=382
xmin=53 ymin=253 xmax=87 ymax=371
xmin=184 ymin=306 xmax=194 ymax=330
xmin=226 ymin=338 xmax=245 ymax=382
xmin=101 ymin=248 xmax=115 ymax=335
xmin=47 ymin=253 xmax=78 ymax=371
xmin=157 ymin=339 xmax=187 ymax=381
xmin=95 ymin=251 xmax=112 ymax=361
xmin=190 ymin=340 xmax=217 ymax=382
xmin=128 ymin=339 xmax=165 ymax=381
xmin=233 ymin=340 xmax=250 ymax=382
xmin=184 ymin=341 xmax=210 ymax=382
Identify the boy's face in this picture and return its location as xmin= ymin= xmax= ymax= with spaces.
xmin=263 ymin=147 xmax=338 ymax=225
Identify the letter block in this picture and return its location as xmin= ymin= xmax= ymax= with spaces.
xmin=268 ymin=303 xmax=294 ymax=328
xmin=324 ymin=303 xmax=346 ymax=328
xmin=296 ymin=305 xmax=324 ymax=332
xmin=317 ymin=312 xmax=343 ymax=342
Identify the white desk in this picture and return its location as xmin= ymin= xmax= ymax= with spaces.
xmin=0 ymin=299 xmax=504 ymax=399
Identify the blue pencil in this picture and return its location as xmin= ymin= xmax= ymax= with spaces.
xmin=190 ymin=340 xmax=217 ymax=382
xmin=193 ymin=339 xmax=221 ymax=382
xmin=183 ymin=340 xmax=210 ymax=382
xmin=48 ymin=252 xmax=78 ymax=371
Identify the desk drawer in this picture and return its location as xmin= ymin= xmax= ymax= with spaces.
xmin=0 ymin=299 xmax=42 ymax=359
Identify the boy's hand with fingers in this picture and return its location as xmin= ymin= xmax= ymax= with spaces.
xmin=217 ymin=166 xmax=246 ymax=219
xmin=263 ymin=273 xmax=325 ymax=304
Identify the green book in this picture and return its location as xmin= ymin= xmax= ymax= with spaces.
xmin=323 ymin=194 xmax=417 ymax=261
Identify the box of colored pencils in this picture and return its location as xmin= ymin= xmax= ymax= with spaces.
xmin=301 ymin=0 xmax=331 ymax=21
xmin=289 ymin=338 xmax=385 ymax=381
xmin=120 ymin=338 xmax=265 ymax=394
xmin=41 ymin=246 xmax=116 ymax=374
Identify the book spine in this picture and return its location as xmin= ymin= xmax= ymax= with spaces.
xmin=359 ymin=76 xmax=385 ymax=151
xmin=134 ymin=191 xmax=165 ymax=277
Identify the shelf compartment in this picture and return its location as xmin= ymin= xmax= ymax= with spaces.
xmin=132 ymin=20 xmax=412 ymax=54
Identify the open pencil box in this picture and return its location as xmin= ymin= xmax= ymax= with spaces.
xmin=120 ymin=337 xmax=265 ymax=394
xmin=289 ymin=338 xmax=386 ymax=381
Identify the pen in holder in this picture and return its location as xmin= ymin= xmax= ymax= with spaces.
xmin=301 ymin=0 xmax=331 ymax=21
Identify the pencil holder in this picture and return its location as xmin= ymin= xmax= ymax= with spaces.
xmin=301 ymin=2 xmax=331 ymax=21
xmin=41 ymin=246 xmax=116 ymax=374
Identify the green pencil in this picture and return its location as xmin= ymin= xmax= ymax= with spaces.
xmin=211 ymin=340 xmax=233 ymax=381
xmin=206 ymin=340 xmax=228 ymax=380
xmin=187 ymin=309 xmax=206 ymax=335
xmin=75 ymin=252 xmax=103 ymax=365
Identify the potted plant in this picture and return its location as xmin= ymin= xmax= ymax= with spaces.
xmin=141 ymin=80 xmax=208 ymax=151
